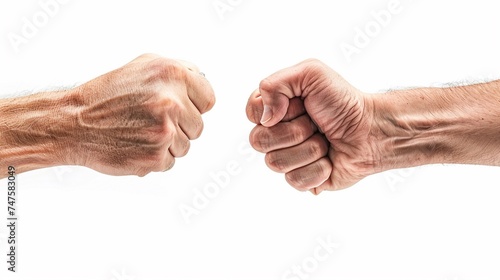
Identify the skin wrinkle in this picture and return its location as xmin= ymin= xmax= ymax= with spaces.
xmin=322 ymin=95 xmax=353 ymax=140
xmin=79 ymin=139 xmax=163 ymax=168
xmin=0 ymin=96 xmax=70 ymax=171
xmin=337 ymin=100 xmax=359 ymax=138
xmin=345 ymin=109 xmax=364 ymax=139
xmin=0 ymin=54 xmax=214 ymax=178
xmin=248 ymin=59 xmax=500 ymax=193
xmin=76 ymin=90 xmax=170 ymax=155
xmin=2 ymin=100 xmax=70 ymax=147
xmin=78 ymin=90 xmax=160 ymax=125
xmin=380 ymin=82 xmax=500 ymax=168
xmin=301 ymin=69 xmax=329 ymax=99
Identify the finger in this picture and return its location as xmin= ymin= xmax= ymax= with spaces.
xmin=310 ymin=179 xmax=334 ymax=195
xmin=149 ymin=125 xmax=175 ymax=173
xmin=141 ymin=57 xmax=214 ymax=114
xmin=246 ymin=89 xmax=306 ymax=124
xmin=177 ymin=98 xmax=204 ymax=140
xmin=160 ymin=152 xmax=176 ymax=172
xmin=258 ymin=59 xmax=325 ymax=127
xmin=169 ymin=126 xmax=191 ymax=157
xmin=184 ymin=63 xmax=216 ymax=114
xmin=285 ymin=157 xmax=333 ymax=192
xmin=265 ymin=133 xmax=329 ymax=173
xmin=250 ymin=114 xmax=317 ymax=153
xmin=311 ymin=164 xmax=357 ymax=194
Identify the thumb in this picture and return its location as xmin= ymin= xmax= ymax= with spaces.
xmin=258 ymin=81 xmax=291 ymax=127
xmin=258 ymin=61 xmax=311 ymax=127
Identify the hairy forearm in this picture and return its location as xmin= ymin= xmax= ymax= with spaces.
xmin=371 ymin=80 xmax=500 ymax=171
xmin=0 ymin=90 xmax=81 ymax=178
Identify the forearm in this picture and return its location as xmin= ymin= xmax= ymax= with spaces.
xmin=0 ymin=90 xmax=81 ymax=178
xmin=371 ymin=80 xmax=500 ymax=171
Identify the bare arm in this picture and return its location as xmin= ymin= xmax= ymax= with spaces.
xmin=0 ymin=90 xmax=80 ymax=176
xmin=372 ymin=80 xmax=500 ymax=171
xmin=247 ymin=59 xmax=500 ymax=193
xmin=0 ymin=54 xmax=215 ymax=179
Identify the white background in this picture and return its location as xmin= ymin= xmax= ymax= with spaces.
xmin=1 ymin=0 xmax=500 ymax=279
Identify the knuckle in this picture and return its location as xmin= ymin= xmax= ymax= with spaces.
xmin=250 ymin=127 xmax=271 ymax=152
xmin=301 ymin=59 xmax=329 ymax=76
xmin=285 ymin=172 xmax=309 ymax=191
xmin=190 ymin=118 xmax=204 ymax=140
xmin=285 ymin=161 xmax=331 ymax=191
xmin=150 ymin=121 xmax=175 ymax=146
xmin=162 ymin=157 xmax=176 ymax=171
xmin=288 ymin=125 xmax=307 ymax=144
xmin=307 ymin=140 xmax=324 ymax=158
xmin=317 ymin=161 xmax=330 ymax=179
xmin=146 ymin=58 xmax=186 ymax=82
xmin=249 ymin=127 xmax=261 ymax=150
xmin=202 ymin=91 xmax=216 ymax=113
xmin=259 ymin=78 xmax=274 ymax=92
xmin=303 ymin=58 xmax=322 ymax=65
xmin=178 ymin=140 xmax=191 ymax=157
xmin=165 ymin=127 xmax=176 ymax=143
xmin=161 ymin=118 xmax=176 ymax=138
xmin=265 ymin=153 xmax=286 ymax=173
xmin=208 ymin=92 xmax=216 ymax=111
xmin=303 ymin=58 xmax=325 ymax=69
xmin=177 ymin=59 xmax=200 ymax=73
xmin=137 ymin=53 xmax=159 ymax=61
xmin=313 ymin=161 xmax=332 ymax=187
xmin=307 ymin=143 xmax=320 ymax=157
xmin=157 ymin=97 xmax=181 ymax=119
xmin=143 ymin=99 xmax=179 ymax=143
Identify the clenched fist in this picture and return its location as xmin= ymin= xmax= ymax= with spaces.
xmin=72 ymin=54 xmax=215 ymax=176
xmin=246 ymin=59 xmax=380 ymax=194
xmin=247 ymin=59 xmax=500 ymax=194
xmin=0 ymin=54 xmax=215 ymax=177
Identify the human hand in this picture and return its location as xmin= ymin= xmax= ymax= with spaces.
xmin=67 ymin=54 xmax=215 ymax=176
xmin=247 ymin=59 xmax=381 ymax=194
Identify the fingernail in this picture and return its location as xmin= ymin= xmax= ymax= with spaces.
xmin=260 ymin=105 xmax=272 ymax=124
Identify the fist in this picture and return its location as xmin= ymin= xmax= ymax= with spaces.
xmin=69 ymin=54 xmax=215 ymax=176
xmin=247 ymin=59 xmax=379 ymax=194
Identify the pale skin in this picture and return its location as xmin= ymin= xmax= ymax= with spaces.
xmin=246 ymin=59 xmax=500 ymax=194
xmin=2 ymin=57 xmax=500 ymax=192
xmin=0 ymin=54 xmax=215 ymax=179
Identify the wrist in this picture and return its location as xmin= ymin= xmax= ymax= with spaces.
xmin=368 ymin=88 xmax=451 ymax=172
xmin=0 ymin=89 xmax=81 ymax=175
